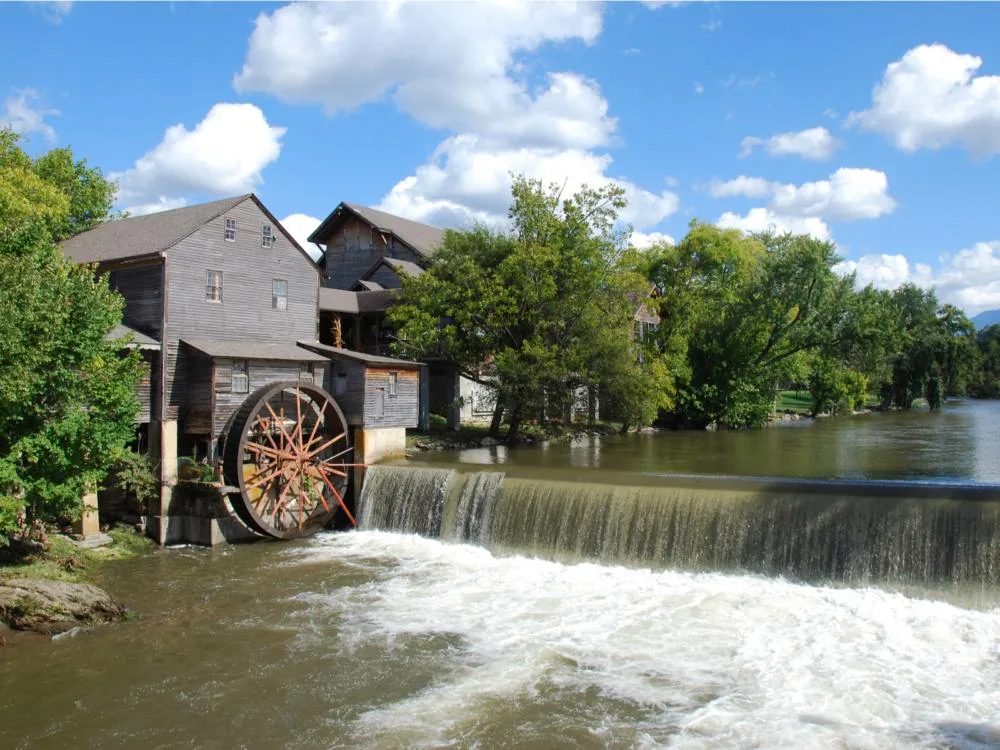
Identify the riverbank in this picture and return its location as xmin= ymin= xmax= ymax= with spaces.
xmin=0 ymin=525 xmax=151 ymax=641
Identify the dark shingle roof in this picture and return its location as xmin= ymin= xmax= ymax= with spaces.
xmin=379 ymin=256 xmax=425 ymax=278
xmin=296 ymin=341 xmax=423 ymax=369
xmin=318 ymin=288 xmax=399 ymax=314
xmin=106 ymin=324 xmax=161 ymax=350
xmin=181 ymin=339 xmax=329 ymax=362
xmin=60 ymin=195 xmax=250 ymax=264
xmin=353 ymin=279 xmax=384 ymax=291
xmin=309 ymin=202 xmax=445 ymax=258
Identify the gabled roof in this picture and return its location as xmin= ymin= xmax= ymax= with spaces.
xmin=352 ymin=279 xmax=384 ymax=292
xmin=60 ymin=194 xmax=318 ymax=269
xmin=369 ymin=256 xmax=425 ymax=279
xmin=308 ymin=201 xmax=445 ymax=258
xmin=318 ymin=287 xmax=399 ymax=314
xmin=181 ymin=338 xmax=329 ymax=362
xmin=296 ymin=341 xmax=423 ymax=369
xmin=61 ymin=195 xmax=249 ymax=264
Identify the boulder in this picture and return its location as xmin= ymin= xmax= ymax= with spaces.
xmin=0 ymin=578 xmax=127 ymax=635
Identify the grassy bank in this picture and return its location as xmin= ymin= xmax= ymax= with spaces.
xmin=0 ymin=525 xmax=154 ymax=585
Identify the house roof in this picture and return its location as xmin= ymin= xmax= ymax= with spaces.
xmin=353 ymin=279 xmax=384 ymax=292
xmin=308 ymin=202 xmax=446 ymax=258
xmin=60 ymin=196 xmax=250 ymax=264
xmin=296 ymin=341 xmax=423 ymax=369
xmin=106 ymin=323 xmax=161 ymax=350
xmin=181 ymin=338 xmax=329 ymax=362
xmin=318 ymin=287 xmax=399 ymax=314
xmin=60 ymin=194 xmax=318 ymax=269
xmin=369 ymin=256 xmax=426 ymax=279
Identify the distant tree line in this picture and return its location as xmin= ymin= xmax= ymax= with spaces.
xmin=391 ymin=175 xmax=991 ymax=437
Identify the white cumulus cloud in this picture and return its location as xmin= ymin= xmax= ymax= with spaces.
xmin=739 ymin=126 xmax=841 ymax=161
xmin=125 ymin=196 xmax=189 ymax=217
xmin=631 ymin=231 xmax=676 ymax=249
xmin=233 ymin=1 xmax=677 ymax=239
xmin=710 ymin=167 xmax=896 ymax=241
xmin=234 ymin=1 xmax=609 ymax=150
xmin=709 ymin=176 xmax=775 ymax=199
xmin=717 ymin=208 xmax=832 ymax=242
xmin=834 ymin=241 xmax=1000 ymax=316
xmin=847 ymin=43 xmax=1000 ymax=157
xmin=109 ymin=103 xmax=286 ymax=213
xmin=1 ymin=88 xmax=59 ymax=141
xmin=376 ymin=134 xmax=679 ymax=232
xmin=280 ymin=213 xmax=324 ymax=259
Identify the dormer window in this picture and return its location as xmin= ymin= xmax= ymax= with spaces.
xmin=224 ymin=218 xmax=236 ymax=242
xmin=262 ymin=224 xmax=274 ymax=248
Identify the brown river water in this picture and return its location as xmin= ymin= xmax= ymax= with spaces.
xmin=2 ymin=400 xmax=999 ymax=749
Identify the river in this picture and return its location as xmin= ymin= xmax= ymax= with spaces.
xmin=410 ymin=398 xmax=1000 ymax=483
xmin=1 ymin=401 xmax=999 ymax=749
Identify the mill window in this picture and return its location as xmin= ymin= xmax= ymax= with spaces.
xmin=272 ymin=279 xmax=287 ymax=311
xmin=388 ymin=371 xmax=398 ymax=397
xmin=205 ymin=270 xmax=223 ymax=302
xmin=224 ymin=218 xmax=236 ymax=242
xmin=262 ymin=224 xmax=274 ymax=248
xmin=232 ymin=360 xmax=249 ymax=393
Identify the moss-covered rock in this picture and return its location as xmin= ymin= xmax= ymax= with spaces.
xmin=0 ymin=578 xmax=127 ymax=635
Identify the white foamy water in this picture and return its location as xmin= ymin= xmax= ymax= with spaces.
xmin=285 ymin=531 xmax=1000 ymax=749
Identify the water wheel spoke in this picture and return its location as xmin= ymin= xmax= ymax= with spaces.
xmin=305 ymin=431 xmax=348 ymax=461
xmin=301 ymin=398 xmax=331 ymax=455
xmin=226 ymin=382 xmax=361 ymax=539
xmin=253 ymin=417 xmax=283 ymax=454
xmin=244 ymin=441 xmax=288 ymax=461
xmin=315 ymin=464 xmax=356 ymax=526
xmin=264 ymin=401 xmax=298 ymax=457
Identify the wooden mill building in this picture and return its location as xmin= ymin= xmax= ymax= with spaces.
xmin=60 ymin=195 xmax=421 ymax=544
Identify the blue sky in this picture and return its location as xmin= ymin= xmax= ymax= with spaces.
xmin=3 ymin=0 xmax=1000 ymax=314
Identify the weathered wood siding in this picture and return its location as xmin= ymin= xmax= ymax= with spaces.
xmin=363 ymin=367 xmax=419 ymax=428
xmin=185 ymin=351 xmax=213 ymax=435
xmin=163 ymin=198 xmax=320 ymax=421
xmin=135 ymin=351 xmax=157 ymax=424
xmin=321 ymin=214 xmax=424 ymax=289
xmin=107 ymin=262 xmax=164 ymax=339
xmin=324 ymin=359 xmax=366 ymax=426
xmin=212 ymin=359 xmax=327 ymax=442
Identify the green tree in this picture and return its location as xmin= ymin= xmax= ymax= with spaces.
xmin=0 ymin=130 xmax=141 ymax=543
xmin=646 ymin=224 xmax=855 ymax=428
xmin=388 ymin=174 xmax=664 ymax=440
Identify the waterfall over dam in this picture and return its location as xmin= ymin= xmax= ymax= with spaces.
xmin=356 ymin=463 xmax=1000 ymax=585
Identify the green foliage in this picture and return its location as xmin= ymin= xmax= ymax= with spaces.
xmin=970 ymin=324 xmax=1000 ymax=398
xmin=646 ymin=224 xmax=854 ymax=428
xmin=0 ymin=130 xmax=141 ymax=544
xmin=808 ymin=360 xmax=868 ymax=416
xmin=389 ymin=174 xmax=664 ymax=439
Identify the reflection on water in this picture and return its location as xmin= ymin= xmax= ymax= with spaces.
xmin=412 ymin=399 xmax=1000 ymax=483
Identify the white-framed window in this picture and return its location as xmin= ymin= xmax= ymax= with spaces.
xmin=272 ymin=279 xmax=287 ymax=311
xmin=205 ymin=270 xmax=223 ymax=302
xmin=232 ymin=360 xmax=249 ymax=393
xmin=262 ymin=224 xmax=274 ymax=248
xmin=224 ymin=218 xmax=236 ymax=242
xmin=388 ymin=371 xmax=398 ymax=397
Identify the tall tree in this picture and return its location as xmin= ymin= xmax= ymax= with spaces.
xmin=0 ymin=129 xmax=142 ymax=543
xmin=388 ymin=174 xmax=666 ymax=439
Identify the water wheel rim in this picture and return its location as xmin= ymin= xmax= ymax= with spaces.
xmin=228 ymin=381 xmax=355 ymax=540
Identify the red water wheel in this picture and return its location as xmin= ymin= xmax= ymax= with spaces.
xmin=222 ymin=381 xmax=362 ymax=539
